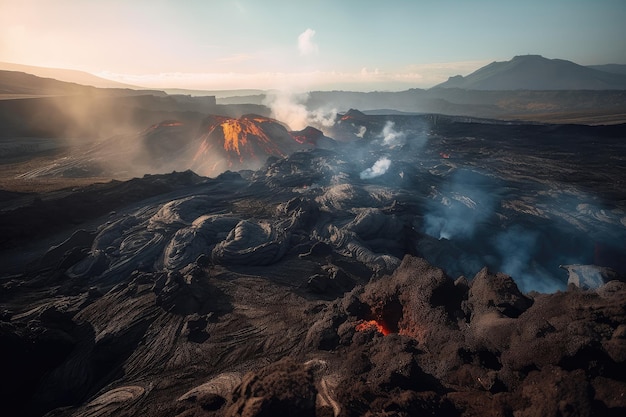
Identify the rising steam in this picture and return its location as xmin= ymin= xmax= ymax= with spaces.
xmin=263 ymin=91 xmax=336 ymax=132
xmin=423 ymin=170 xmax=497 ymax=240
xmin=360 ymin=157 xmax=391 ymax=180
xmin=492 ymin=225 xmax=561 ymax=293
xmin=380 ymin=121 xmax=406 ymax=147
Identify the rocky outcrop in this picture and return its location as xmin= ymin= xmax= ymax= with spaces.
xmin=302 ymin=255 xmax=626 ymax=416
xmin=225 ymin=358 xmax=317 ymax=417
xmin=211 ymin=219 xmax=289 ymax=266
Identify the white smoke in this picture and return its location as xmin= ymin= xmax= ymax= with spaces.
xmin=423 ymin=170 xmax=496 ymax=240
xmin=493 ymin=226 xmax=562 ymax=293
xmin=308 ymin=106 xmax=338 ymax=129
xmin=380 ymin=121 xmax=406 ymax=147
xmin=360 ymin=157 xmax=391 ymax=180
xmin=264 ymin=91 xmax=309 ymax=130
xmin=356 ymin=125 xmax=367 ymax=138
xmin=264 ymin=91 xmax=336 ymax=131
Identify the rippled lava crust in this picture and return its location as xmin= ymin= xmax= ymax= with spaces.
xmin=1 ymin=114 xmax=625 ymax=416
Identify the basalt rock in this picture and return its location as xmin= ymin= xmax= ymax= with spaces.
xmin=211 ymin=219 xmax=289 ymax=266
xmin=1 ymin=114 xmax=626 ymax=416
xmin=224 ymin=358 xmax=317 ymax=417
xmin=302 ymin=255 xmax=626 ymax=416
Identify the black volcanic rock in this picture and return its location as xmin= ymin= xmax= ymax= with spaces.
xmin=289 ymin=126 xmax=337 ymax=149
xmin=467 ymin=268 xmax=533 ymax=319
xmin=225 ymin=358 xmax=317 ymax=417
xmin=434 ymin=55 xmax=626 ymax=90
xmin=1 ymin=112 xmax=626 ymax=416
xmin=297 ymin=255 xmax=626 ymax=416
xmin=211 ymin=219 xmax=290 ymax=266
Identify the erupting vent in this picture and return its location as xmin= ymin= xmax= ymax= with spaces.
xmin=191 ymin=114 xmax=302 ymax=173
xmin=200 ymin=115 xmax=284 ymax=159
xmin=219 ymin=117 xmax=275 ymax=156
xmin=355 ymin=298 xmax=403 ymax=336
xmin=355 ymin=319 xmax=393 ymax=336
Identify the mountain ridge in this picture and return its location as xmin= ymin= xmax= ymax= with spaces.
xmin=0 ymin=69 xmax=166 ymax=98
xmin=587 ymin=64 xmax=626 ymax=76
xmin=434 ymin=55 xmax=626 ymax=90
xmin=0 ymin=61 xmax=139 ymax=89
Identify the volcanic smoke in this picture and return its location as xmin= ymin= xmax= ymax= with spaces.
xmin=360 ymin=157 xmax=391 ymax=180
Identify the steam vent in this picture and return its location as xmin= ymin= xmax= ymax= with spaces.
xmin=1 ymin=107 xmax=626 ymax=417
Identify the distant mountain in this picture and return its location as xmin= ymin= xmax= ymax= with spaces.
xmin=0 ymin=62 xmax=138 ymax=89
xmin=587 ymin=64 xmax=626 ymax=76
xmin=303 ymin=88 xmax=626 ymax=125
xmin=433 ymin=55 xmax=626 ymax=90
xmin=0 ymin=70 xmax=166 ymax=97
xmin=162 ymin=88 xmax=267 ymax=98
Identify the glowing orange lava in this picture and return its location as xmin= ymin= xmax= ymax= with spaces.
xmin=220 ymin=118 xmax=270 ymax=155
xmin=192 ymin=115 xmax=290 ymax=169
xmin=142 ymin=120 xmax=184 ymax=134
xmin=291 ymin=133 xmax=308 ymax=144
xmin=355 ymin=319 xmax=392 ymax=336
xmin=192 ymin=139 xmax=209 ymax=162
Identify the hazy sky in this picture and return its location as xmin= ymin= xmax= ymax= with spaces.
xmin=1 ymin=0 xmax=625 ymax=91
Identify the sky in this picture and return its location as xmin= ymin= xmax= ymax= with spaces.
xmin=1 ymin=0 xmax=625 ymax=91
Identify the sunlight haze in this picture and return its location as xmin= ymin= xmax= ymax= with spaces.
xmin=1 ymin=0 xmax=625 ymax=91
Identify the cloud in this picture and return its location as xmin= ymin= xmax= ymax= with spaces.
xmin=215 ymin=53 xmax=255 ymax=64
xmin=234 ymin=1 xmax=247 ymax=13
xmin=95 ymin=59 xmax=490 ymax=91
xmin=298 ymin=28 xmax=319 ymax=56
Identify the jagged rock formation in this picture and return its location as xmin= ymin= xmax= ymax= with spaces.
xmin=302 ymin=256 xmax=626 ymax=416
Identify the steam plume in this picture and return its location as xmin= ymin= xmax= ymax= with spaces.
xmin=360 ymin=157 xmax=391 ymax=180
xmin=492 ymin=226 xmax=561 ymax=293
xmin=423 ymin=170 xmax=496 ymax=240
xmin=264 ymin=91 xmax=336 ymax=131
xmin=380 ymin=121 xmax=406 ymax=147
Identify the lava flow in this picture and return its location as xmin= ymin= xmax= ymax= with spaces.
xmin=220 ymin=117 xmax=271 ymax=155
xmin=142 ymin=120 xmax=184 ymax=134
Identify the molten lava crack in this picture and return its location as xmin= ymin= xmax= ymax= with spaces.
xmin=355 ymin=319 xmax=392 ymax=336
